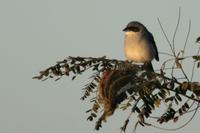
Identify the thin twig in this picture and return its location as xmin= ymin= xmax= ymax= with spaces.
xmin=172 ymin=8 xmax=181 ymax=54
xmin=161 ymin=57 xmax=176 ymax=70
xmin=161 ymin=86 xmax=200 ymax=103
xmin=180 ymin=63 xmax=190 ymax=81
xmin=170 ymin=61 xmax=176 ymax=79
xmin=157 ymin=18 xmax=175 ymax=56
xmin=182 ymin=20 xmax=191 ymax=59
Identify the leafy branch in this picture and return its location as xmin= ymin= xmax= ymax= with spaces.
xmin=33 ymin=54 xmax=200 ymax=132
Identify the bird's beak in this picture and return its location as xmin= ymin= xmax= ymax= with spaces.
xmin=123 ymin=27 xmax=128 ymax=31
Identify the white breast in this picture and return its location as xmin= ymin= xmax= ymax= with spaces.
xmin=124 ymin=32 xmax=154 ymax=63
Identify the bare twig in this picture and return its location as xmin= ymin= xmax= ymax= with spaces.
xmin=182 ymin=20 xmax=191 ymax=59
xmin=157 ymin=18 xmax=175 ymax=56
xmin=172 ymin=7 xmax=181 ymax=54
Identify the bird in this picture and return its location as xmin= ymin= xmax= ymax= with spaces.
xmin=123 ymin=21 xmax=159 ymax=71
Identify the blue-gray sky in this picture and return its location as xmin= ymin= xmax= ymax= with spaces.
xmin=0 ymin=0 xmax=200 ymax=133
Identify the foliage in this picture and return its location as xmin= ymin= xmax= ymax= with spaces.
xmin=33 ymin=54 xmax=200 ymax=132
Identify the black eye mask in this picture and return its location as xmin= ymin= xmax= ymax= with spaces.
xmin=129 ymin=26 xmax=140 ymax=32
xmin=123 ymin=26 xmax=140 ymax=32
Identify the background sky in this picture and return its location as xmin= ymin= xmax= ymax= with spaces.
xmin=0 ymin=0 xmax=200 ymax=133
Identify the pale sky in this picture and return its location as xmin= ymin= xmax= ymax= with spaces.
xmin=0 ymin=0 xmax=200 ymax=133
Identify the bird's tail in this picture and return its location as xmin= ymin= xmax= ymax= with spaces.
xmin=144 ymin=62 xmax=154 ymax=72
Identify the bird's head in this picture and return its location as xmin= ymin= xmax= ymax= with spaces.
xmin=123 ymin=21 xmax=146 ymax=33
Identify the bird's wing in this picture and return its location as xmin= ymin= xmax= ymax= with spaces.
xmin=147 ymin=32 xmax=159 ymax=61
